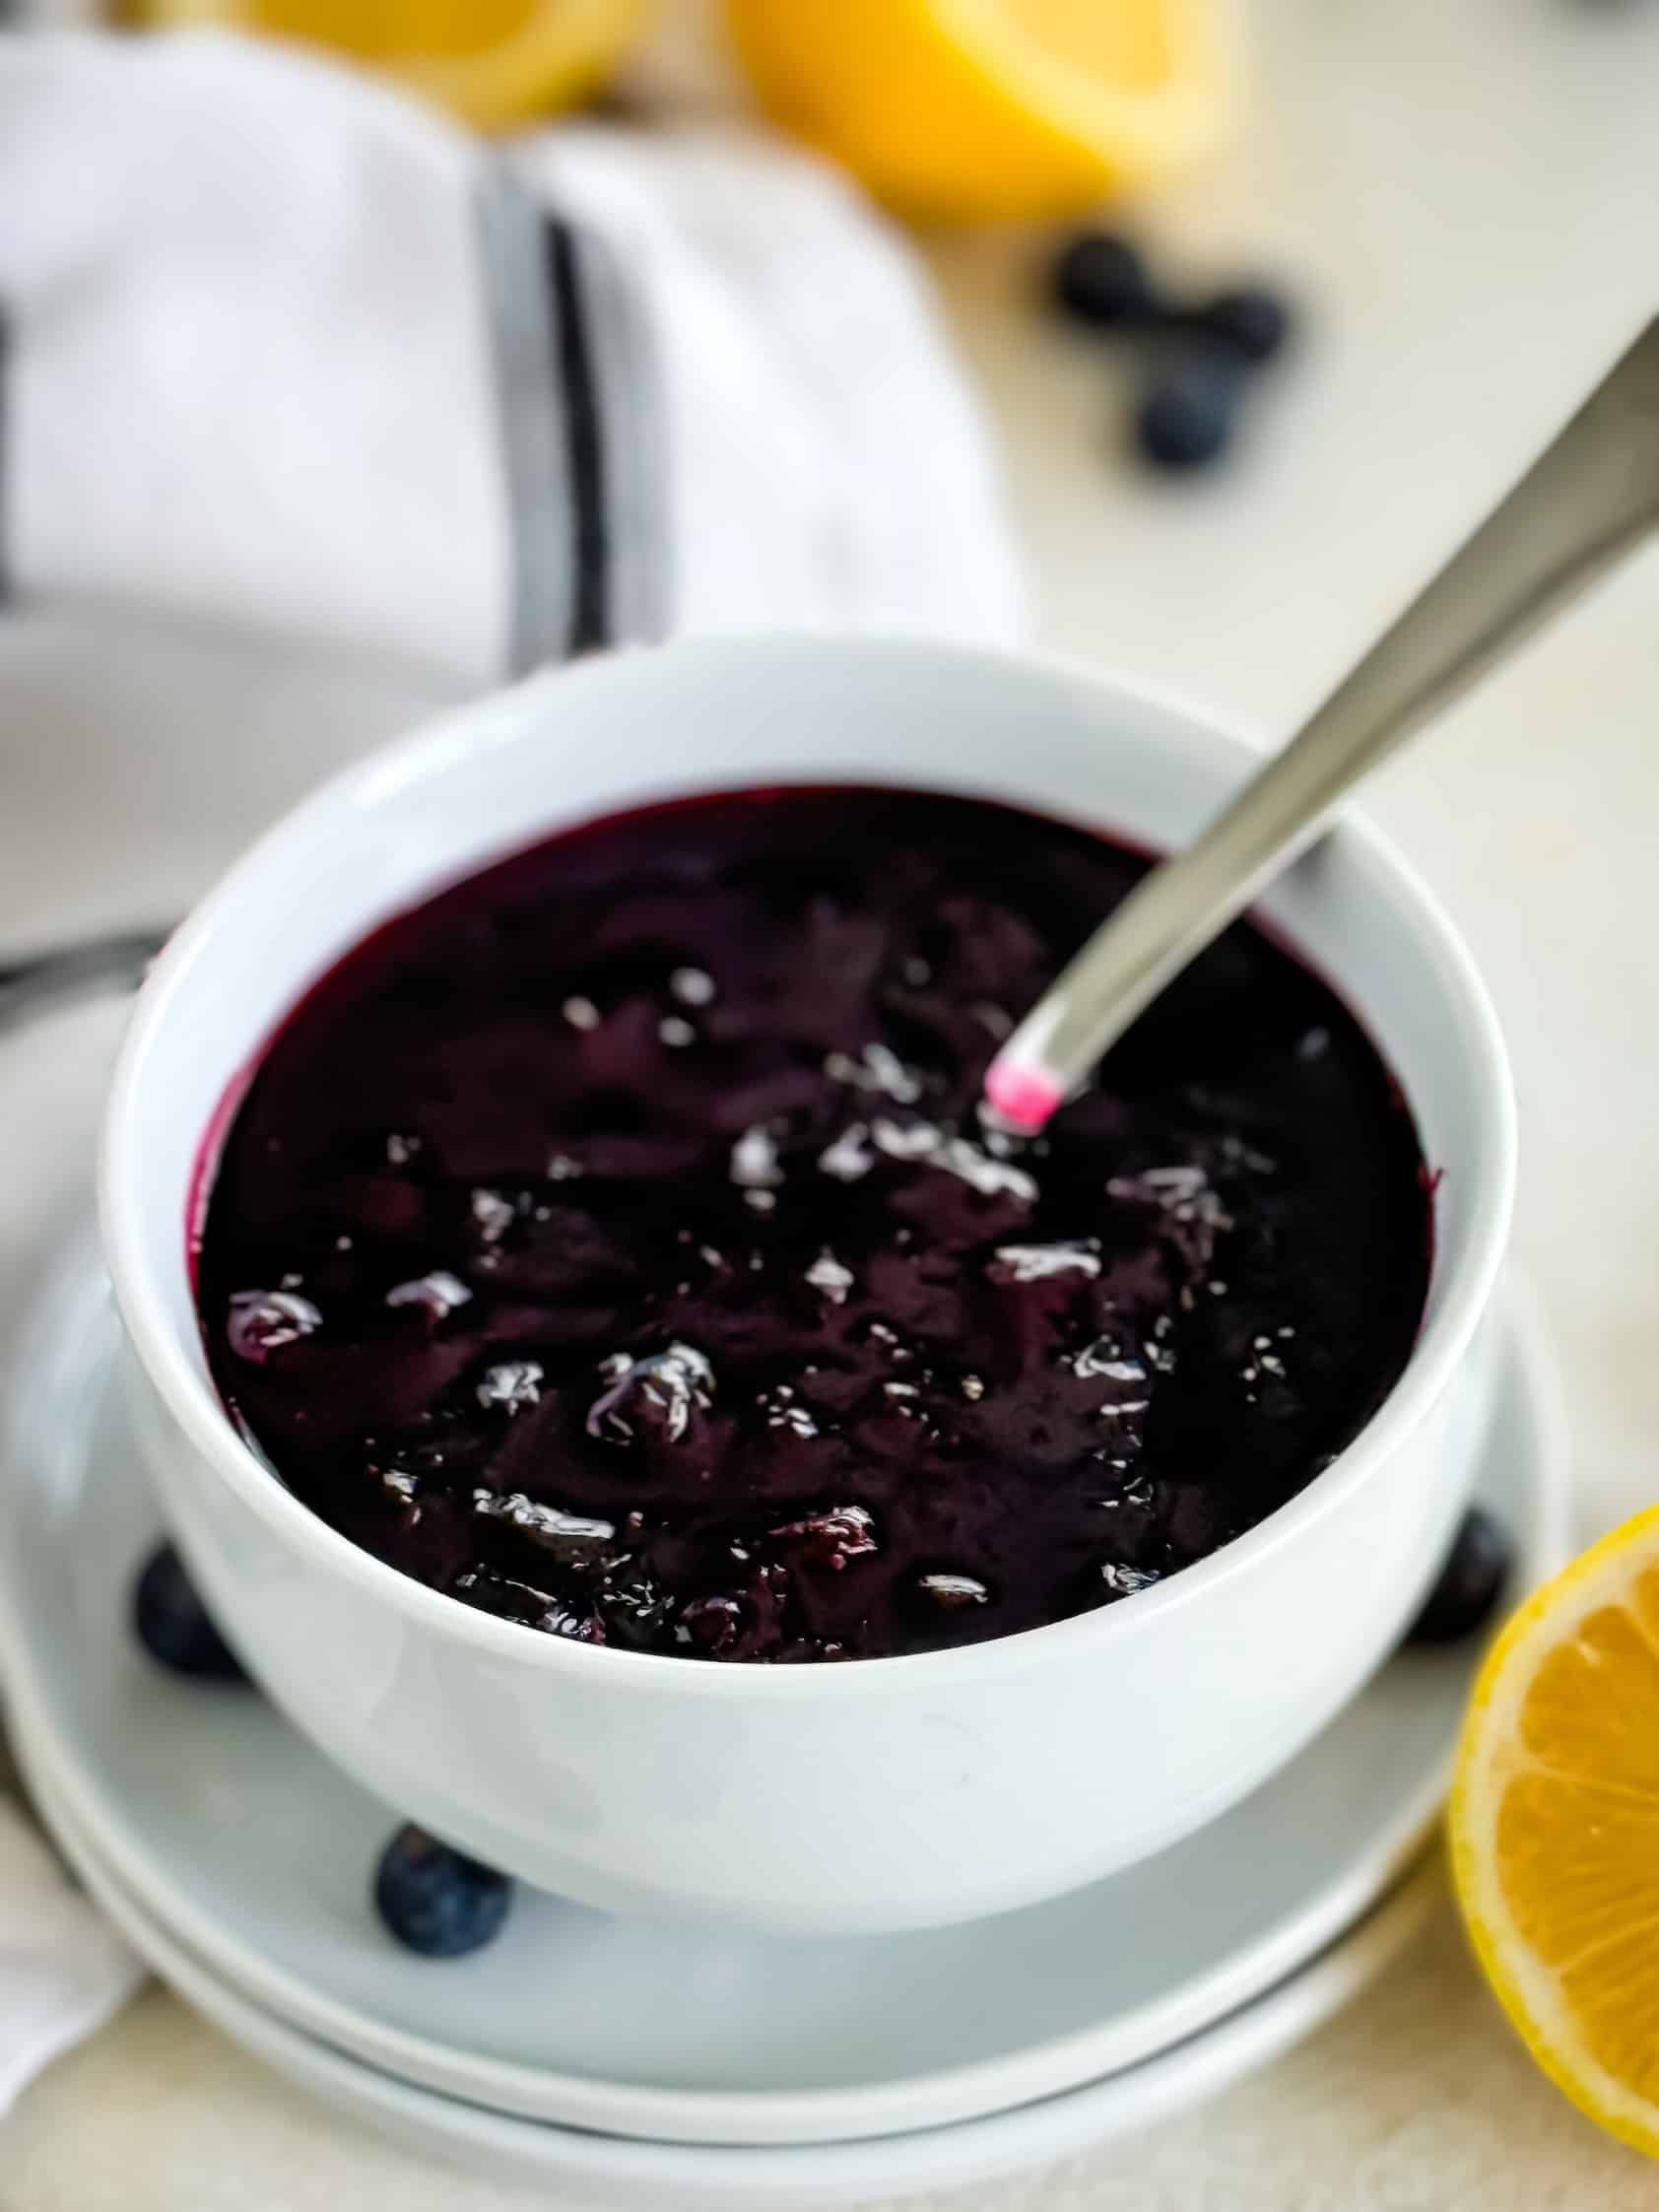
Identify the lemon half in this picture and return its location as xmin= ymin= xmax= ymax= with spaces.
xmin=1452 ymin=1503 xmax=1659 ymax=2160
xmin=725 ymin=0 xmax=1239 ymax=222
xmin=128 ymin=0 xmax=650 ymax=132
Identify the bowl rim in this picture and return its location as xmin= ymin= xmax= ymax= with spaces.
xmin=100 ymin=631 xmax=1516 ymax=1700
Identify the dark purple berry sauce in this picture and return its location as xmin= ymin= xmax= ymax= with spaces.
xmin=197 ymin=787 xmax=1431 ymax=1662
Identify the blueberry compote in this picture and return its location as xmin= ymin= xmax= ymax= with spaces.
xmin=198 ymin=789 xmax=1430 ymax=1662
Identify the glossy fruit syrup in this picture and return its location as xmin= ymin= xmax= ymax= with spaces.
xmin=197 ymin=787 xmax=1431 ymax=1661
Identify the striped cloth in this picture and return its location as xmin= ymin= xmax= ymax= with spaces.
xmin=0 ymin=30 xmax=1024 ymax=683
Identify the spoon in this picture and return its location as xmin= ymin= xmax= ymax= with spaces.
xmin=984 ymin=312 xmax=1659 ymax=1133
xmin=0 ymin=930 xmax=168 ymax=1039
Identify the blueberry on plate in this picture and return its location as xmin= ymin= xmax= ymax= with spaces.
xmin=132 ymin=1541 xmax=246 ymax=1681
xmin=1050 ymin=231 xmax=1160 ymax=330
xmin=373 ymin=1824 xmax=513 ymax=1958
xmin=1134 ymin=353 xmax=1243 ymax=471
xmin=1186 ymin=284 xmax=1294 ymax=365
xmin=1406 ymin=1506 xmax=1513 ymax=1644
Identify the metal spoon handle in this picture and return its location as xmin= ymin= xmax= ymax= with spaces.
xmin=0 ymin=931 xmax=168 ymax=1039
xmin=988 ymin=313 xmax=1659 ymax=1129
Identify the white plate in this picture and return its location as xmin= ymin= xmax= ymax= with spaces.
xmin=0 ymin=1161 xmax=1569 ymax=2147
xmin=21 ymin=1747 xmax=1443 ymax=2212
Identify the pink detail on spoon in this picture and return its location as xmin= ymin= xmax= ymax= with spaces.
xmin=983 ymin=1057 xmax=1066 ymax=1134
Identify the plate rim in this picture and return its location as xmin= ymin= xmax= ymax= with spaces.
xmin=17 ymin=1740 xmax=1445 ymax=2211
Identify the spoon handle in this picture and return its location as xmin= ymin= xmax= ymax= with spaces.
xmin=987 ymin=314 xmax=1659 ymax=1130
xmin=0 ymin=931 xmax=168 ymax=1039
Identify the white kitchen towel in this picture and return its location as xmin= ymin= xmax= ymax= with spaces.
xmin=0 ymin=1789 xmax=145 ymax=2114
xmin=0 ymin=30 xmax=1025 ymax=682
xmin=0 ymin=24 xmax=1024 ymax=2114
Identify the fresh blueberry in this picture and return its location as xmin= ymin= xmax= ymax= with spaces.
xmin=373 ymin=1824 xmax=512 ymax=1958
xmin=1185 ymin=284 xmax=1294 ymax=365
xmin=1134 ymin=354 xmax=1242 ymax=471
xmin=1406 ymin=1507 xmax=1512 ymax=1644
xmin=132 ymin=1542 xmax=246 ymax=1681
xmin=1050 ymin=232 xmax=1160 ymax=330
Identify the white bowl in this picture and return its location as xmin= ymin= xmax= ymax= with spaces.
xmin=101 ymin=635 xmax=1514 ymax=1935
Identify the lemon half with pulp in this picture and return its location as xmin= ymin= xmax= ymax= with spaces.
xmin=127 ymin=0 xmax=649 ymax=132
xmin=725 ymin=0 xmax=1239 ymax=221
xmin=1452 ymin=1503 xmax=1659 ymax=2159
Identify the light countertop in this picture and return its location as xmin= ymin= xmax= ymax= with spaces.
xmin=4 ymin=0 xmax=1659 ymax=2204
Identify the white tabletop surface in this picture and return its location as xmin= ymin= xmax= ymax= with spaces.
xmin=4 ymin=0 xmax=1659 ymax=2204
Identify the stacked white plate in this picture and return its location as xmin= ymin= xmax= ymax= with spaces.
xmin=0 ymin=1004 xmax=1570 ymax=2208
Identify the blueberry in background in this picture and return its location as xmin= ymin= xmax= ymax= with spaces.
xmin=1046 ymin=226 xmax=1297 ymax=474
xmin=374 ymin=1824 xmax=513 ymax=1958
xmin=1050 ymin=231 xmax=1160 ymax=330
xmin=1184 ymin=284 xmax=1294 ymax=365
xmin=1406 ymin=1507 xmax=1513 ymax=1644
xmin=132 ymin=1541 xmax=246 ymax=1682
xmin=1134 ymin=350 xmax=1246 ymax=471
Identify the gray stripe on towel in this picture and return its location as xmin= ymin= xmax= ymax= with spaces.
xmin=0 ymin=307 xmax=8 ymax=603
xmin=475 ymin=168 xmax=574 ymax=677
xmin=563 ymin=225 xmax=673 ymax=647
